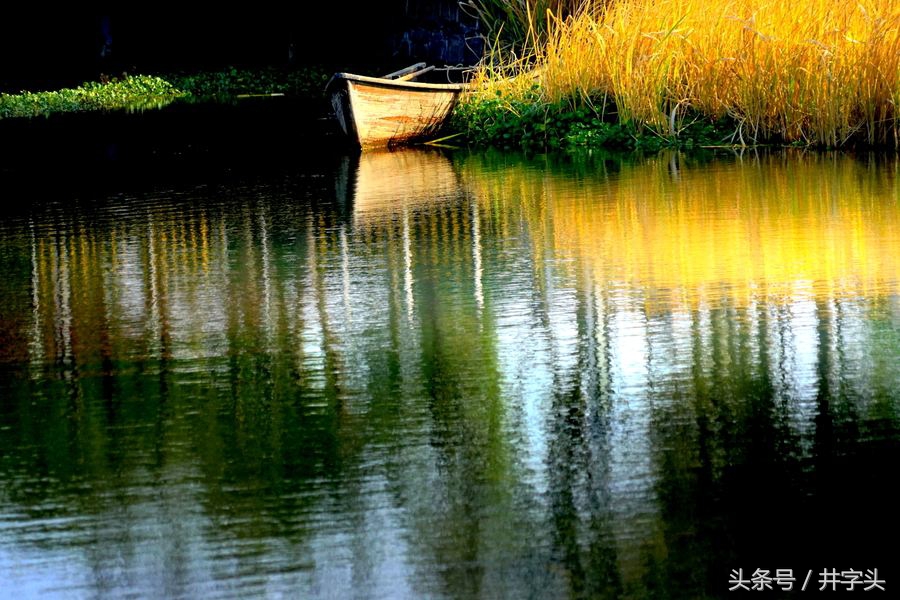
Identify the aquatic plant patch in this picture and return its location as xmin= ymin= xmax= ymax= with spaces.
xmin=166 ymin=66 xmax=331 ymax=102
xmin=0 ymin=76 xmax=185 ymax=119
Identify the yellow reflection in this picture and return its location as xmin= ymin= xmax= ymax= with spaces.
xmin=463 ymin=152 xmax=900 ymax=310
xmin=350 ymin=148 xmax=461 ymax=223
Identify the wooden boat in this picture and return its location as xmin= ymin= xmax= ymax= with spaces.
xmin=326 ymin=63 xmax=467 ymax=149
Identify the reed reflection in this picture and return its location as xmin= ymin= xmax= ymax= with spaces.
xmin=460 ymin=149 xmax=900 ymax=591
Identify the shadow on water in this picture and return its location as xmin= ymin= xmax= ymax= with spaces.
xmin=0 ymin=97 xmax=345 ymax=200
xmin=0 ymin=131 xmax=898 ymax=598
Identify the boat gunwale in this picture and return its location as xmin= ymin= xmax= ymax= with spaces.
xmin=329 ymin=72 xmax=468 ymax=93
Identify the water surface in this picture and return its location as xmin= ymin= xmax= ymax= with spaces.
xmin=1 ymin=136 xmax=898 ymax=598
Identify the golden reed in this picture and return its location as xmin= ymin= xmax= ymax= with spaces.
xmin=468 ymin=0 xmax=900 ymax=147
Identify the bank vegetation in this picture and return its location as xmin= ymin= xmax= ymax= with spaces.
xmin=455 ymin=0 xmax=900 ymax=150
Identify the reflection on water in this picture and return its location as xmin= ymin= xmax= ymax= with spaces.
xmin=0 ymin=148 xmax=898 ymax=598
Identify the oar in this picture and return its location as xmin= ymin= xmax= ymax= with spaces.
xmin=235 ymin=93 xmax=286 ymax=98
xmin=423 ymin=132 xmax=464 ymax=146
xmin=382 ymin=63 xmax=427 ymax=79
xmin=396 ymin=65 xmax=435 ymax=81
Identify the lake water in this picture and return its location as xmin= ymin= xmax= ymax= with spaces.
xmin=1 ymin=108 xmax=898 ymax=598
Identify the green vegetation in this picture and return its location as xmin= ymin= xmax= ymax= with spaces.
xmin=0 ymin=66 xmax=331 ymax=121
xmin=450 ymin=89 xmax=734 ymax=152
xmin=0 ymin=76 xmax=185 ymax=119
xmin=166 ymin=65 xmax=331 ymax=102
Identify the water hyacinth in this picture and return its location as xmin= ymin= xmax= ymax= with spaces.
xmin=0 ymin=76 xmax=186 ymax=119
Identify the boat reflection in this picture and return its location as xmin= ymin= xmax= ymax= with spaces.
xmin=349 ymin=148 xmax=462 ymax=222
xmin=345 ymin=148 xmax=484 ymax=319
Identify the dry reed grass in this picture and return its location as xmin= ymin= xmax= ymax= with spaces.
xmin=466 ymin=0 xmax=900 ymax=147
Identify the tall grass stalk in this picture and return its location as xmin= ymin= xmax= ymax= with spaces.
xmin=465 ymin=0 xmax=900 ymax=147
xmin=462 ymin=0 xmax=609 ymax=51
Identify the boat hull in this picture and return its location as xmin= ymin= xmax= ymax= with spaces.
xmin=328 ymin=74 xmax=464 ymax=149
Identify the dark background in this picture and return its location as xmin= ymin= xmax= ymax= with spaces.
xmin=0 ymin=6 xmax=483 ymax=93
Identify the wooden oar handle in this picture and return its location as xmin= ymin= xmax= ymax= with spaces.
xmin=396 ymin=65 xmax=436 ymax=81
xmin=382 ymin=62 xmax=427 ymax=79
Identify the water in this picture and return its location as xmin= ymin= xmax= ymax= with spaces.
xmin=1 ymin=110 xmax=898 ymax=598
